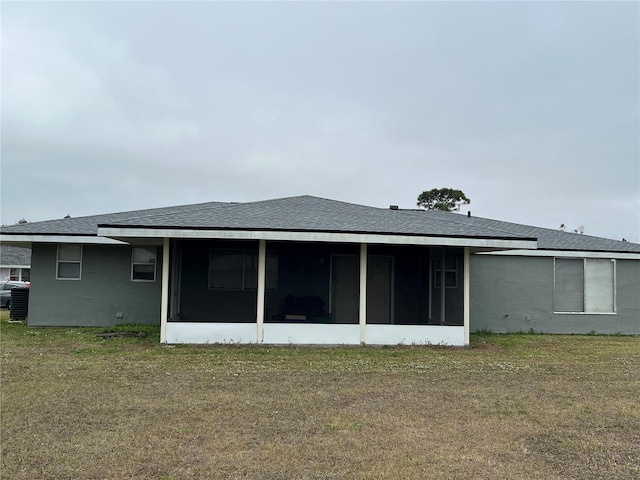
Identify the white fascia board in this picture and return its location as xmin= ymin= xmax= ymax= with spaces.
xmin=0 ymin=234 xmax=127 ymax=245
xmin=478 ymin=249 xmax=640 ymax=260
xmin=97 ymin=227 xmax=537 ymax=250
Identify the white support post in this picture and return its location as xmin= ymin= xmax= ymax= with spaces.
xmin=464 ymin=247 xmax=470 ymax=346
xmin=160 ymin=237 xmax=170 ymax=344
xmin=359 ymin=243 xmax=367 ymax=344
xmin=440 ymin=246 xmax=446 ymax=325
xmin=256 ymin=239 xmax=266 ymax=343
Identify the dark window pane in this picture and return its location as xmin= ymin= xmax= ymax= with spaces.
xmin=266 ymin=252 xmax=278 ymax=291
xmin=555 ymin=259 xmax=584 ymax=312
xmin=244 ymin=251 xmax=258 ymax=290
xmin=133 ymin=264 xmax=155 ymax=281
xmin=210 ymin=250 xmax=243 ymax=289
xmin=445 ymin=271 xmax=456 ymax=288
xmin=434 ymin=270 xmax=457 ymax=288
xmin=58 ymin=262 xmax=80 ymax=279
xmin=133 ymin=247 xmax=156 ymax=264
xmin=444 ymin=256 xmax=457 ymax=270
xmin=58 ymin=245 xmax=82 ymax=262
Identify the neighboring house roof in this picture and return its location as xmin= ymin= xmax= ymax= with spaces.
xmin=1 ymin=195 xmax=638 ymax=253
xmin=0 ymin=245 xmax=31 ymax=266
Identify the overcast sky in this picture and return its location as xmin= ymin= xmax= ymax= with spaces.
xmin=1 ymin=1 xmax=639 ymax=242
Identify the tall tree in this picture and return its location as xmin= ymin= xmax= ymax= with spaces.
xmin=417 ymin=188 xmax=470 ymax=212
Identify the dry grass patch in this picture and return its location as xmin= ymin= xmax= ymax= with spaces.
xmin=1 ymin=314 xmax=639 ymax=479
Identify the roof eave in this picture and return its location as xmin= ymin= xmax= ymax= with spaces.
xmin=97 ymin=226 xmax=538 ymax=249
xmin=0 ymin=234 xmax=126 ymax=245
xmin=478 ymin=249 xmax=640 ymax=259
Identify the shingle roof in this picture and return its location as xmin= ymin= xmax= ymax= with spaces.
xmin=0 ymin=202 xmax=229 ymax=236
xmin=99 ymin=196 xmax=532 ymax=240
xmin=418 ymin=209 xmax=640 ymax=253
xmin=0 ymin=245 xmax=31 ymax=266
xmin=1 ymin=195 xmax=638 ymax=253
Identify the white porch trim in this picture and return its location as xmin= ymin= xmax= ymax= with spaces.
xmin=97 ymin=227 xmax=537 ymax=250
xmin=359 ymin=243 xmax=367 ymax=344
xmin=166 ymin=323 xmax=258 ymax=344
xmin=478 ymin=249 xmax=640 ymax=260
xmin=165 ymin=322 xmax=464 ymax=346
xmin=464 ymin=247 xmax=470 ymax=346
xmin=366 ymin=325 xmax=465 ymax=346
xmin=256 ymin=240 xmax=266 ymax=342
xmin=160 ymin=238 xmax=170 ymax=343
xmin=263 ymin=324 xmax=360 ymax=345
xmin=0 ymin=234 xmax=126 ymax=245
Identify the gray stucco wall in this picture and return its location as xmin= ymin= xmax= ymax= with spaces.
xmin=470 ymin=255 xmax=640 ymax=334
xmin=28 ymin=244 xmax=162 ymax=327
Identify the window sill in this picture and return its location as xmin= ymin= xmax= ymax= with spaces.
xmin=554 ymin=311 xmax=617 ymax=315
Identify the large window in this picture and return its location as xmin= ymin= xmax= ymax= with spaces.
xmin=132 ymin=247 xmax=157 ymax=282
xmin=554 ymin=258 xmax=616 ymax=314
xmin=57 ymin=245 xmax=82 ymax=280
xmin=209 ymin=249 xmax=277 ymax=291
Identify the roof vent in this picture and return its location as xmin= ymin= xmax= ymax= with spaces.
xmin=467 ymin=211 xmax=471 ymax=217
xmin=389 ymin=205 xmax=399 ymax=210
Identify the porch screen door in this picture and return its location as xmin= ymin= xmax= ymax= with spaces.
xmin=169 ymin=244 xmax=182 ymax=321
xmin=331 ymin=255 xmax=359 ymax=324
xmin=331 ymin=255 xmax=392 ymax=324
xmin=366 ymin=256 xmax=392 ymax=324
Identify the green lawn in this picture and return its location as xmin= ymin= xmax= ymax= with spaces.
xmin=1 ymin=313 xmax=639 ymax=479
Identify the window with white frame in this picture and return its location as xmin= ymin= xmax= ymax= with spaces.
xmin=9 ymin=268 xmax=30 ymax=281
xmin=434 ymin=255 xmax=457 ymax=288
xmin=57 ymin=245 xmax=82 ymax=280
xmin=132 ymin=247 xmax=157 ymax=281
xmin=554 ymin=258 xmax=616 ymax=314
xmin=209 ymin=249 xmax=277 ymax=291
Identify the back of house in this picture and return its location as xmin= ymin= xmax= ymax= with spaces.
xmin=1 ymin=196 xmax=638 ymax=344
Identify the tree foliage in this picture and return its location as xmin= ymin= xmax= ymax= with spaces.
xmin=417 ymin=188 xmax=470 ymax=212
